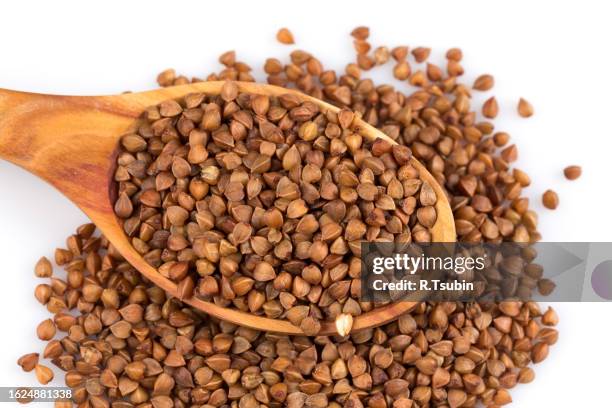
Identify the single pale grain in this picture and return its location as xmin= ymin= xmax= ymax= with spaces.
xmin=335 ymin=313 xmax=353 ymax=336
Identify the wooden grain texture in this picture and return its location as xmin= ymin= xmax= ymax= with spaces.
xmin=0 ymin=82 xmax=456 ymax=335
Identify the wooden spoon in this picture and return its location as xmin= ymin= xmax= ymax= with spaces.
xmin=0 ymin=81 xmax=456 ymax=335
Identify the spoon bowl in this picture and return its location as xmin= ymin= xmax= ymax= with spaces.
xmin=0 ymin=81 xmax=455 ymax=335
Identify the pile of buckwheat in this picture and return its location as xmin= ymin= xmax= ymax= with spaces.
xmin=18 ymin=26 xmax=564 ymax=407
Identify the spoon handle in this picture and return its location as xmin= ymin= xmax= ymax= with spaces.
xmin=0 ymin=89 xmax=42 ymax=168
xmin=0 ymin=89 xmax=139 ymax=213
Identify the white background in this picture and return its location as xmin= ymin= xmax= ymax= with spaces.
xmin=0 ymin=0 xmax=610 ymax=406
